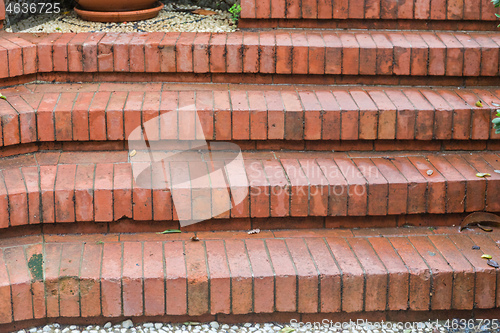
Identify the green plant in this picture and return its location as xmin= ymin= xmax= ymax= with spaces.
xmin=228 ymin=3 xmax=241 ymax=23
xmin=493 ymin=0 xmax=500 ymax=24
xmin=492 ymin=103 xmax=500 ymax=134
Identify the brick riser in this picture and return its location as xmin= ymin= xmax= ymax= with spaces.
xmin=2 ymin=31 xmax=500 ymax=86
xmin=240 ymin=0 xmax=500 ymax=21
xmin=0 ymin=150 xmax=499 ymax=230
xmin=0 ymin=228 xmax=499 ymax=327
xmin=1 ymin=84 xmax=500 ymax=152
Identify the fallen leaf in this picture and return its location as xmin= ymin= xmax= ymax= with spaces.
xmin=183 ymin=322 xmax=200 ymax=326
xmin=156 ymin=229 xmax=181 ymax=234
xmin=460 ymin=212 xmax=500 ymax=232
xmin=192 ymin=8 xmax=217 ymax=15
xmin=487 ymin=259 xmax=499 ymax=268
xmin=248 ymin=228 xmax=261 ymax=235
xmin=0 ymin=93 xmax=6 ymax=100
xmin=477 ymin=223 xmax=493 ymax=232
xmin=472 ymin=245 xmax=480 ymax=250
xmin=191 ymin=236 xmax=200 ymax=241
xmin=481 ymin=254 xmax=492 ymax=259
xmin=476 ymin=100 xmax=483 ymax=107
xmin=476 ymin=173 xmax=491 ymax=178
xmin=426 ymin=169 xmax=434 ymax=176
xmin=129 ymin=150 xmax=137 ymax=157
xmin=62 ymin=11 xmax=70 ymax=15
xmin=493 ymin=102 xmax=500 ymax=107
xmin=495 ymin=170 xmax=500 ymax=174
xmin=279 ymin=328 xmax=295 ymax=333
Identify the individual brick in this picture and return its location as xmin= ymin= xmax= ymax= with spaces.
xmin=3 ymin=247 xmax=33 ymax=321
xmin=275 ymin=32 xmax=292 ymax=74
xmin=54 ymin=164 xmax=77 ymax=223
xmin=390 ymin=157 xmax=427 ymax=214
xmin=101 ymin=243 xmax=122 ymax=317
xmin=420 ymin=33 xmax=446 ymax=76
xmin=205 ymin=240 xmax=230 ymax=314
xmin=67 ymin=32 xmax=90 ymax=72
xmin=143 ymin=241 xmax=165 ymax=316
xmin=248 ymin=90 xmax=268 ymax=140
xmin=245 ymin=239 xmax=275 ymax=313
xmin=437 ymin=89 xmax=472 ymax=139
xmin=402 ymin=89 xmax=434 ymax=140
xmin=209 ymin=33 xmax=227 ymax=73
xmin=53 ymin=92 xmax=76 ymax=141
xmin=286 ymin=238 xmax=319 ymax=313
xmin=265 ymin=90 xmax=285 ymax=140
xmin=291 ymin=33 xmax=308 ymax=74
xmin=322 ymin=33 xmax=342 ymax=75
xmin=356 ymin=33 xmax=377 ymax=75
xmin=226 ymin=32 xmax=244 ymax=73
xmin=262 ymin=159 xmax=290 ymax=217
xmin=52 ymin=33 xmax=75 ymax=72
xmin=124 ymin=91 xmax=145 ymax=141
xmin=404 ymin=33 xmax=429 ymax=76
xmin=21 ymin=166 xmax=40 ymax=224
xmin=469 ymin=33 xmax=499 ymax=77
xmin=286 ymin=0 xmax=300 ymax=18
xmin=82 ymin=32 xmax=105 ymax=72
xmin=106 ymin=91 xmax=127 ymax=141
xmin=266 ymin=239 xmax=297 ymax=312
xmin=58 ymin=243 xmax=83 ymax=317
xmin=72 ymin=92 xmax=93 ymax=141
xmin=94 ymin=163 xmax=114 ymax=222
xmin=455 ymin=89 xmax=489 ymax=140
xmin=353 ymin=158 xmax=388 ymax=215
xmin=193 ymin=33 xmax=211 ymax=73
xmin=0 ymin=249 xmax=12 ymax=323
xmin=2 ymin=168 xmax=28 ymax=227
xmin=184 ymin=241 xmax=209 ymax=316
xmin=113 ymin=33 xmax=134 ymax=72
xmin=195 ymin=90 xmax=214 ymax=140
xmin=454 ymin=33 xmax=481 ymax=76
xmin=447 ymin=0 xmax=464 ymax=19
xmin=122 ymin=242 xmax=144 ymax=316
xmin=332 ymin=90 xmax=359 ymax=140
xmin=315 ymin=90 xmax=341 ymax=140
xmin=164 ymin=241 xmax=187 ymax=315
xmin=97 ymin=33 xmax=120 ymax=72
xmin=306 ymin=33 xmax=325 ymax=74
xmin=326 ymin=237 xmax=364 ymax=312
xmin=387 ymin=33 xmax=411 ymax=75
xmin=160 ymin=91 xmax=179 ymax=140
xmin=0 ymin=98 xmax=20 ymax=146
xmin=44 ymin=243 xmax=62 ymax=318
xmin=132 ymin=161 xmax=153 ymax=221
xmin=225 ymin=239 xmax=253 ymax=314
xmin=231 ymin=90 xmax=250 ymax=140
xmin=88 ymin=91 xmax=110 ymax=141
xmin=129 ymin=33 xmax=149 ymax=73
xmin=282 ymin=90 xmax=304 ymax=140
xmin=385 ymin=90 xmax=416 ymax=140
xmin=388 ymin=237 xmax=430 ymax=311
xmin=36 ymin=93 xmax=59 ymax=142
xmin=367 ymin=89 xmax=396 ymax=140
xmin=80 ymin=243 xmax=102 ymax=317
xmin=428 ymin=235 xmax=474 ymax=310
xmin=259 ymin=32 xmax=276 ymax=74
xmin=350 ymin=89 xmax=378 ymax=140
xmin=339 ymin=33 xmax=360 ymax=75
xmin=255 ymin=0 xmax=271 ymax=18
xmin=371 ymin=33 xmax=394 ymax=75
xmin=159 ymin=32 xmax=180 ymax=72
xmin=437 ymin=33 xmax=464 ymax=76
xmin=243 ymin=32 xmax=260 ymax=73
xmin=170 ymin=161 xmax=192 ymax=221
xmin=316 ymin=158 xmax=348 ymax=216
xmin=144 ymin=32 xmax=165 ymax=73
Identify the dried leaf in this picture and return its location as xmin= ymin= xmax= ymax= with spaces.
xmin=426 ymin=169 xmax=434 ymax=176
xmin=0 ymin=93 xmax=6 ymax=100
xmin=248 ymin=228 xmax=261 ymax=235
xmin=472 ymin=245 xmax=480 ymax=250
xmin=156 ymin=229 xmax=181 ymax=234
xmin=183 ymin=322 xmax=200 ymax=326
xmin=482 ymin=254 xmax=492 ymax=259
xmin=477 ymin=223 xmax=493 ymax=232
xmin=476 ymin=173 xmax=491 ymax=178
xmin=476 ymin=100 xmax=483 ymax=107
xmin=192 ymin=9 xmax=217 ymax=15
xmin=487 ymin=259 xmax=499 ymax=268
xmin=129 ymin=150 xmax=137 ymax=157
xmin=460 ymin=212 xmax=500 ymax=231
xmin=191 ymin=236 xmax=200 ymax=241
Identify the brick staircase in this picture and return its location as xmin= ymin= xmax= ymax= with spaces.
xmin=1 ymin=0 xmax=500 ymax=329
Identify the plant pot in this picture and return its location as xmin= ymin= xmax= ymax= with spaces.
xmin=74 ymin=0 xmax=163 ymax=22
xmin=75 ymin=0 xmax=158 ymax=12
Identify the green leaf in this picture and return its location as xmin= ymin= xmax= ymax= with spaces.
xmin=496 ymin=128 xmax=500 ymax=134
xmin=279 ymin=328 xmax=295 ymax=333
xmin=492 ymin=118 xmax=500 ymax=124
xmin=156 ymin=229 xmax=181 ymax=234
xmin=0 ymin=93 xmax=6 ymax=100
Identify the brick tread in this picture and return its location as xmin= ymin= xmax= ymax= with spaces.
xmin=0 ymin=227 xmax=499 ymax=322
xmin=0 ymin=150 xmax=498 ymax=228
xmin=0 ymin=83 xmax=499 ymax=148
xmin=1 ymin=31 xmax=500 ymax=79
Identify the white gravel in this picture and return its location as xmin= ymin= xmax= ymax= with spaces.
xmin=12 ymin=319 xmax=500 ymax=333
xmin=5 ymin=3 xmax=237 ymax=33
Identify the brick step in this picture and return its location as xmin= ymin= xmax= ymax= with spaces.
xmin=240 ymin=0 xmax=500 ymax=24
xmin=0 ymin=226 xmax=499 ymax=326
xmin=0 ymin=150 xmax=499 ymax=230
xmin=2 ymin=31 xmax=500 ymax=85
xmin=1 ymin=83 xmax=500 ymax=152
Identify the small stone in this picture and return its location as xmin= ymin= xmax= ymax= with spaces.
xmin=122 ymin=320 xmax=134 ymax=329
xmin=103 ymin=323 xmax=112 ymax=329
xmin=143 ymin=324 xmax=154 ymax=328
xmin=426 ymin=170 xmax=433 ymax=176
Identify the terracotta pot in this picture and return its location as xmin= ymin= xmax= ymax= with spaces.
xmin=75 ymin=0 xmax=158 ymax=12
xmin=74 ymin=2 xmax=164 ymax=22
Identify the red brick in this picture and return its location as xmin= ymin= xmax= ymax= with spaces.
xmin=83 ymin=32 xmax=105 ymax=72
xmin=370 ymin=33 xmax=393 ymax=75
xmin=105 ymin=91 xmax=127 ymax=140
xmin=387 ymin=33 xmax=411 ymax=75
xmin=184 ymin=241 xmax=209 ymax=315
xmin=80 ymin=243 xmax=102 ymax=317
xmin=73 ymin=164 xmax=95 ymax=222
xmin=255 ymin=0 xmax=271 ymax=18
xmin=455 ymin=90 xmax=489 ymax=140
xmin=5 ymin=35 xmax=36 ymax=75
xmin=245 ymin=239 xmax=274 ymax=313
xmin=20 ymin=166 xmax=40 ymax=224
xmin=0 ymin=98 xmax=20 ymax=146
xmin=208 ymin=33 xmax=227 ymax=73
xmin=122 ymin=242 xmax=144 ymax=316
xmin=356 ymin=34 xmax=377 ymax=75
xmin=291 ymin=33 xmax=308 ymax=74
xmin=398 ymin=0 xmax=414 ymax=18
xmin=67 ymin=33 xmax=90 ymax=72
xmin=2 ymin=168 xmax=28 ymax=227
xmin=94 ymin=163 xmax=113 ymax=222
xmin=437 ymin=33 xmax=464 ymax=76
xmin=470 ymin=33 xmax=499 ymax=77
xmin=428 ymin=235 xmax=474 ymax=310
xmin=266 ymin=239 xmax=297 ymax=312
xmin=101 ymin=243 xmax=122 ymax=317
xmin=439 ymin=89 xmax=472 ymax=139
xmin=404 ymin=33 xmax=429 ymax=76
xmin=323 ymin=33 xmax=342 ymax=75
xmin=52 ymin=33 xmax=75 ymax=72
xmin=54 ymin=164 xmax=76 ymax=223
xmin=420 ymin=33 xmax=446 ymax=76
xmin=286 ymin=0 xmax=300 ymax=17
xmin=3 ymin=247 xmax=33 ymax=321
xmin=113 ymin=33 xmax=134 ymax=72
xmin=324 ymin=237 xmax=364 ymax=312
xmin=473 ymin=153 xmax=500 ymax=211
xmin=125 ymin=91 xmax=145 ymax=140
xmin=0 ymin=248 xmax=12 ymax=323
xmin=129 ymin=33 xmax=149 ymax=72
xmin=447 ymin=0 xmax=464 ymax=19
xmin=265 ymin=90 xmax=285 ymax=140
xmin=97 ymin=33 xmax=120 ymax=72
xmin=275 ymin=32 xmax=292 ymax=74
xmin=463 ymin=0 xmax=480 ymax=19
xmin=449 ymin=234 xmax=496 ymax=308
xmin=0 ymin=38 xmax=23 ymax=77
xmin=72 ymin=92 xmax=93 ymax=141
xmin=44 ymin=243 xmax=62 ymax=318
xmin=225 ymin=239 xmax=253 ymax=314
xmin=242 ymin=32 xmax=259 ymax=73
xmin=241 ymin=0 xmax=256 ymax=18
xmin=389 ymin=237 xmax=431 ymax=310
xmin=339 ymin=33 xmax=359 ymax=75
xmin=226 ymin=32 xmax=244 ymax=73
xmin=88 ymin=91 xmax=110 ymax=141
xmin=164 ymin=241 xmax=187 ymax=315
xmin=159 ymin=32 xmax=180 ymax=72
xmin=53 ymin=92 xmax=76 ymax=141
xmin=144 ymin=32 xmax=165 ymax=73
xmin=391 ymin=157 xmax=427 ymax=213
xmin=332 ymin=90 xmax=358 ymax=140
xmin=455 ymin=33 xmax=481 ymax=76
xmin=58 ymin=243 xmax=82 ymax=317
xmin=143 ymin=241 xmax=165 ymax=316
xmin=204 ymin=240 xmax=230 ymax=314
